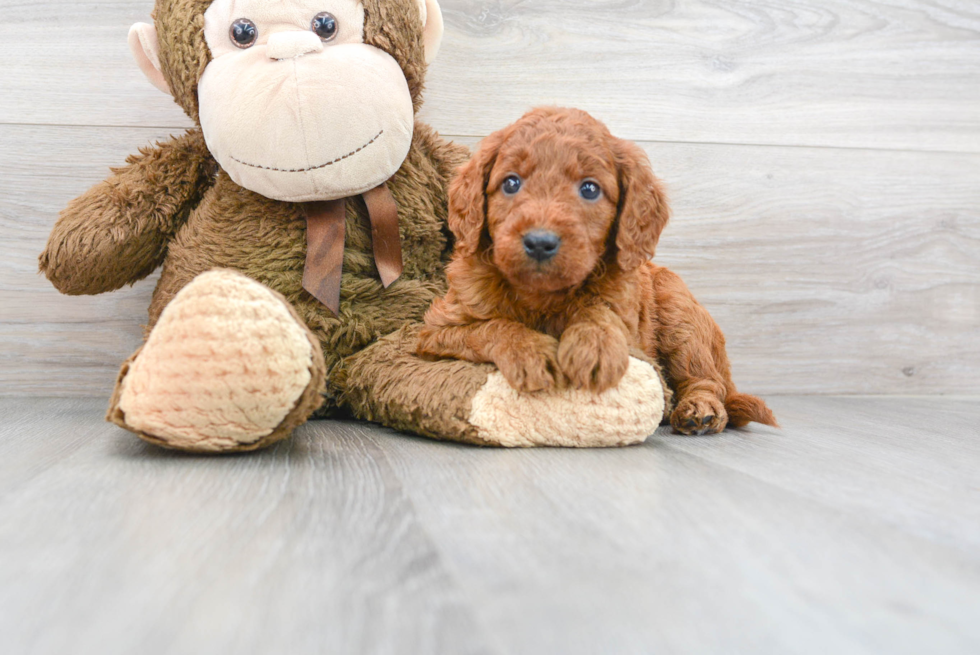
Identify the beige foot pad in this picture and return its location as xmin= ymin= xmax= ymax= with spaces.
xmin=109 ymin=269 xmax=325 ymax=452
xmin=337 ymin=325 xmax=667 ymax=448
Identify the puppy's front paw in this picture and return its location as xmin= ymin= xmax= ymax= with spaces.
xmin=671 ymin=392 xmax=728 ymax=435
xmin=493 ymin=333 xmax=562 ymax=393
xmin=558 ymin=323 xmax=630 ymax=393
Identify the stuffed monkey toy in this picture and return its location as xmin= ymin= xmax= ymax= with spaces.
xmin=40 ymin=0 xmax=668 ymax=452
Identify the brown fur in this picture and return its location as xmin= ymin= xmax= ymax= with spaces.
xmin=333 ymin=324 xmax=500 ymax=446
xmin=39 ymin=0 xmax=471 ymax=445
xmin=418 ymin=107 xmax=777 ymax=435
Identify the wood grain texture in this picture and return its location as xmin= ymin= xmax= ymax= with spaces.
xmin=0 ymin=398 xmax=492 ymax=655
xmin=373 ymin=394 xmax=980 ymax=654
xmin=0 ymin=124 xmax=180 ymax=396
xmin=2 ymin=0 xmax=978 ymax=395
xmin=4 ymin=125 xmax=978 ymax=395
xmin=2 ymin=0 xmax=979 ymax=152
xmin=424 ymin=0 xmax=980 ymax=152
xmin=0 ymin=1 xmax=191 ymax=130
xmin=1 ymin=397 xmax=978 ymax=654
xmin=649 ymin=141 xmax=980 ymax=395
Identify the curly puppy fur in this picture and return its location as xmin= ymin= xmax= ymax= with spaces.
xmin=418 ymin=107 xmax=777 ymax=435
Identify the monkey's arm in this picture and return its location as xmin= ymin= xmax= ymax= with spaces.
xmin=40 ymin=129 xmax=215 ymax=295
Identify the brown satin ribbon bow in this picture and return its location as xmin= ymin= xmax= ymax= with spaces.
xmin=301 ymin=183 xmax=403 ymax=316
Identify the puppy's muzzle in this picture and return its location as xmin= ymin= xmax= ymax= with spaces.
xmin=523 ymin=230 xmax=561 ymax=262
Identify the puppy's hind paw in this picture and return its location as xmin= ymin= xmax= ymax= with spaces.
xmin=671 ymin=393 xmax=728 ymax=436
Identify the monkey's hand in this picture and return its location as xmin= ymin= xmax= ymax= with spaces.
xmin=40 ymin=128 xmax=215 ymax=296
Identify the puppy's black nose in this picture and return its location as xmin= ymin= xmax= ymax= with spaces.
xmin=523 ymin=230 xmax=561 ymax=262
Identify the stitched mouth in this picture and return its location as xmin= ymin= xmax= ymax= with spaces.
xmin=230 ymin=130 xmax=384 ymax=173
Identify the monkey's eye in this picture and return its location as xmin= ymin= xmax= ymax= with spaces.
xmin=312 ymin=12 xmax=339 ymax=41
xmin=579 ymin=180 xmax=602 ymax=201
xmin=230 ymin=18 xmax=258 ymax=49
xmin=501 ymin=175 xmax=523 ymax=196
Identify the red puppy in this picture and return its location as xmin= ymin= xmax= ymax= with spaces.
xmin=418 ymin=107 xmax=776 ymax=435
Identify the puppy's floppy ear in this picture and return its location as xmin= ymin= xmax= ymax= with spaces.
xmin=448 ymin=130 xmax=507 ymax=258
xmin=613 ymin=139 xmax=670 ymax=271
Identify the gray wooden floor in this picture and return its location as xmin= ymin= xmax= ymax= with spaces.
xmin=1 ymin=396 xmax=978 ymax=655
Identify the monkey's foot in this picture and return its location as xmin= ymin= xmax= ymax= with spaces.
xmin=339 ymin=326 xmax=669 ymax=448
xmin=108 ymin=270 xmax=326 ymax=453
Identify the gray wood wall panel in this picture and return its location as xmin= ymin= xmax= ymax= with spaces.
xmin=1 ymin=0 xmax=978 ymax=396
xmin=3 ymin=1 xmax=979 ymax=152
xmin=425 ymin=0 xmax=980 ymax=152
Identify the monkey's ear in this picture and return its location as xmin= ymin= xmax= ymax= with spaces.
xmin=613 ymin=139 xmax=671 ymax=271
xmin=448 ymin=131 xmax=506 ymax=258
xmin=128 ymin=23 xmax=170 ymax=95
xmin=417 ymin=0 xmax=445 ymax=64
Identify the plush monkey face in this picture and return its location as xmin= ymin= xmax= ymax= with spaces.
xmin=130 ymin=0 xmax=443 ymax=203
xmin=200 ymin=0 xmax=410 ymax=201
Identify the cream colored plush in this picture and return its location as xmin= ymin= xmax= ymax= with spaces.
xmin=117 ymin=270 xmax=315 ymax=450
xmin=195 ymin=0 xmax=420 ymax=202
xmin=417 ymin=0 xmax=443 ymax=64
xmin=468 ymin=357 xmax=665 ymax=448
xmin=128 ymin=23 xmax=169 ymax=94
xmin=130 ymin=0 xmax=445 ymax=203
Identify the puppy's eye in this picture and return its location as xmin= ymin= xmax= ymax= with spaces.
xmin=580 ymin=180 xmax=602 ymax=201
xmin=312 ymin=12 xmax=339 ymax=41
xmin=230 ymin=18 xmax=258 ymax=49
xmin=501 ymin=175 xmax=523 ymax=196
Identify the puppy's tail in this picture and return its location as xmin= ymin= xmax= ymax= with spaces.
xmin=725 ymin=392 xmax=779 ymax=429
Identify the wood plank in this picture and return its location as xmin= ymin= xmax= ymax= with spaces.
xmin=0 ymin=398 xmax=493 ymax=655
xmin=363 ymin=395 xmax=980 ymax=655
xmin=0 ymin=2 xmax=192 ymax=129
xmin=4 ymin=397 xmax=977 ymax=654
xmin=424 ymin=0 xmax=980 ymax=152
xmin=0 ymin=398 xmax=103 ymax=497
xmin=648 ymin=140 xmax=980 ymax=395
xmin=0 ymin=124 xmax=180 ymax=396
xmin=1 ymin=0 xmax=979 ymax=152
xmin=0 ymin=0 xmax=190 ymax=127
xmin=3 ymin=125 xmax=978 ymax=396
xmin=665 ymin=396 xmax=980 ymax=552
